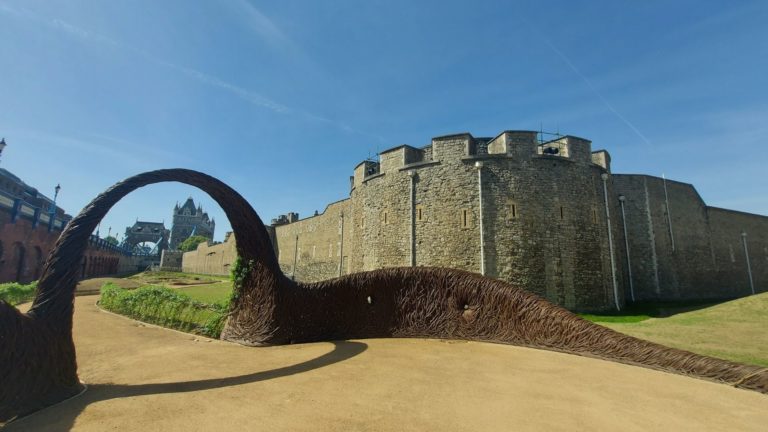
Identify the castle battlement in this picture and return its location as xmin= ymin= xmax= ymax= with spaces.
xmin=352 ymin=130 xmax=609 ymax=191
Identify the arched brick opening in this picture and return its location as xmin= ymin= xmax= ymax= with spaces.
xmin=12 ymin=242 xmax=26 ymax=283
xmin=33 ymin=247 xmax=44 ymax=280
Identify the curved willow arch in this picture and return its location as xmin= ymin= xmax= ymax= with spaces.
xmin=1 ymin=169 xmax=283 ymax=421
xmin=1 ymin=168 xmax=766 ymax=423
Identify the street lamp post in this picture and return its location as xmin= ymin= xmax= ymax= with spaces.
xmin=0 ymin=138 xmax=6 ymax=164
xmin=48 ymin=183 xmax=61 ymax=232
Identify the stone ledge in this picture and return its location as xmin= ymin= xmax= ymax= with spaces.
xmin=362 ymin=172 xmax=385 ymax=183
xmin=398 ymin=160 xmax=441 ymax=171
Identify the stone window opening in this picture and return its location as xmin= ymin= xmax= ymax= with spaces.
xmin=559 ymin=206 xmax=565 ymax=220
xmin=460 ymin=208 xmax=472 ymax=229
xmin=506 ymin=200 xmax=520 ymax=222
xmin=592 ymin=208 xmax=598 ymax=224
xmin=416 ymin=205 xmax=424 ymax=222
xmin=382 ymin=211 xmax=389 ymax=225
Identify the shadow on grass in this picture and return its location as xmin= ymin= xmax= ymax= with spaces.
xmin=580 ymin=299 xmax=731 ymax=323
xmin=6 ymin=340 xmax=368 ymax=432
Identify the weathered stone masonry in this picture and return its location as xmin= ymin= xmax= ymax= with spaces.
xmin=218 ymin=130 xmax=768 ymax=312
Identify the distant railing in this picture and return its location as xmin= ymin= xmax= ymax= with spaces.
xmin=536 ymin=130 xmax=565 ymax=144
xmin=87 ymin=234 xmax=135 ymax=256
xmin=0 ymin=189 xmax=70 ymax=231
xmin=537 ymin=133 xmax=569 ymax=158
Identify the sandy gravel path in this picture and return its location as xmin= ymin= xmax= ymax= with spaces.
xmin=8 ymin=295 xmax=768 ymax=431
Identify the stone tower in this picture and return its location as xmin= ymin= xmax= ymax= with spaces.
xmin=170 ymin=197 xmax=215 ymax=250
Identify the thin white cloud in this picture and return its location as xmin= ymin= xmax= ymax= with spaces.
xmin=87 ymin=133 xmax=194 ymax=164
xmin=5 ymin=128 xmax=164 ymax=171
xmin=155 ymin=59 xmax=293 ymax=114
xmin=522 ymin=21 xmax=653 ymax=147
xmin=0 ymin=3 xmax=384 ymax=142
xmin=229 ymin=0 xmax=292 ymax=48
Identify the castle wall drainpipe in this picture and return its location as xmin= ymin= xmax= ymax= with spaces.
xmin=407 ymin=170 xmax=416 ymax=267
xmin=291 ymin=234 xmax=298 ymax=280
xmin=618 ymin=195 xmax=635 ymax=302
xmin=475 ymin=161 xmax=486 ymax=276
xmin=662 ymin=173 xmax=675 ymax=251
xmin=741 ymin=232 xmax=755 ymax=295
xmin=338 ymin=212 xmax=345 ymax=277
xmin=601 ymin=173 xmax=620 ymax=311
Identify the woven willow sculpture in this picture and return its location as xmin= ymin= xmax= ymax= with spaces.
xmin=1 ymin=169 xmax=765 ymax=422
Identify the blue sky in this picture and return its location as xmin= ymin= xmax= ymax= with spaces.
xmin=1 ymin=0 xmax=766 ymax=242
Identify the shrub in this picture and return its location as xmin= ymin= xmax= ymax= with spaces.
xmin=99 ymin=283 xmax=227 ymax=338
xmin=0 ymin=281 xmax=38 ymax=306
xmin=178 ymin=235 xmax=210 ymax=252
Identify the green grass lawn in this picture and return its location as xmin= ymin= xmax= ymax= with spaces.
xmin=584 ymin=293 xmax=768 ymax=367
xmin=99 ymin=283 xmax=227 ymax=338
xmin=176 ymin=281 xmax=233 ymax=304
xmin=123 ymin=271 xmax=232 ymax=304
xmin=127 ymin=271 xmax=227 ymax=285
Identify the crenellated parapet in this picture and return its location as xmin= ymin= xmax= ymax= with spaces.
xmin=352 ymin=131 xmax=609 ymax=184
xmin=591 ymin=150 xmax=611 ymax=171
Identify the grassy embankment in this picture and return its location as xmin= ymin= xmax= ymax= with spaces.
xmin=581 ymin=293 xmax=768 ymax=367
xmin=125 ymin=271 xmax=233 ymax=303
xmin=97 ymin=271 xmax=234 ymax=338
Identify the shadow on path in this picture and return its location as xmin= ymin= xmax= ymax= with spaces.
xmin=6 ymin=340 xmax=368 ymax=431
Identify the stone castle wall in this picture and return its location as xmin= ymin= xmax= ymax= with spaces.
xmin=160 ymin=250 xmax=183 ymax=271
xmin=707 ymin=207 xmax=768 ymax=296
xmin=269 ymin=130 xmax=768 ymax=311
xmin=273 ymin=199 xmax=353 ymax=282
xmin=180 ymin=129 xmax=767 ymax=312
xmin=181 ymin=233 xmax=237 ymax=276
xmin=611 ymin=175 xmax=768 ymax=301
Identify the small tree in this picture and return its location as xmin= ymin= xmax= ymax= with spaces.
xmin=104 ymin=236 xmax=119 ymax=246
xmin=179 ymin=235 xmax=210 ymax=252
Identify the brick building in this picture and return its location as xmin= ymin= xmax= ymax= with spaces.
xmin=0 ymin=141 xmax=140 ymax=283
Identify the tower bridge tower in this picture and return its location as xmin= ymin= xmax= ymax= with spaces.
xmin=170 ymin=197 xmax=215 ymax=250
